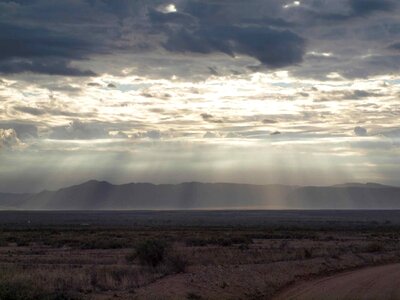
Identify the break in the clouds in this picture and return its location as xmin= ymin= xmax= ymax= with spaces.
xmin=1 ymin=0 xmax=400 ymax=192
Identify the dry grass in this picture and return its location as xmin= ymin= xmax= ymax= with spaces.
xmin=0 ymin=226 xmax=400 ymax=299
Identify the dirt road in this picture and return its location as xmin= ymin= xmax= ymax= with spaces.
xmin=274 ymin=263 xmax=400 ymax=300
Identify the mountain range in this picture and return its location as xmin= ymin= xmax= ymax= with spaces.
xmin=1 ymin=181 xmax=400 ymax=210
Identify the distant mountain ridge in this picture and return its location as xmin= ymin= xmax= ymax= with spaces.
xmin=1 ymin=181 xmax=400 ymax=209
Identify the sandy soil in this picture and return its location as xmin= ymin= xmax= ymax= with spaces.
xmin=274 ymin=263 xmax=400 ymax=300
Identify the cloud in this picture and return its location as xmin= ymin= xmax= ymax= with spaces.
xmin=148 ymin=8 xmax=195 ymax=25
xmin=303 ymin=0 xmax=397 ymax=22
xmin=13 ymin=105 xmax=91 ymax=118
xmin=132 ymin=130 xmax=166 ymax=140
xmin=203 ymin=131 xmax=219 ymax=138
xmin=377 ymin=128 xmax=400 ymax=146
xmin=49 ymin=120 xmax=109 ymax=140
xmin=0 ymin=128 xmax=23 ymax=150
xmin=225 ymin=132 xmax=242 ymax=138
xmin=354 ymin=126 xmax=368 ymax=137
xmin=0 ymin=0 xmax=398 ymax=80
xmin=342 ymin=90 xmax=382 ymax=100
xmin=0 ymin=123 xmax=38 ymax=139
xmin=262 ymin=119 xmax=277 ymax=124
xmin=145 ymin=130 xmax=162 ymax=140
xmin=388 ymin=42 xmax=400 ymax=51
xmin=379 ymin=128 xmax=400 ymax=139
xmin=0 ymin=59 xmax=96 ymax=76
xmin=0 ymin=22 xmax=98 ymax=76
xmin=200 ymin=113 xmax=223 ymax=123
xmin=87 ymin=82 xmax=102 ymax=87
xmin=13 ymin=106 xmax=45 ymax=116
xmin=0 ymin=22 xmax=92 ymax=60
xmin=164 ymin=25 xmax=306 ymax=68
xmin=349 ymin=0 xmax=396 ymax=17
xmin=110 ymin=131 xmax=128 ymax=139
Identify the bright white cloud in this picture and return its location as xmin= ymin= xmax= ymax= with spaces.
xmin=0 ymin=129 xmax=24 ymax=150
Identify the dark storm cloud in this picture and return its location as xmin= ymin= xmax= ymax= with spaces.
xmin=289 ymin=0 xmax=400 ymax=79
xmin=0 ymin=0 xmax=141 ymax=76
xmin=148 ymin=9 xmax=195 ymax=25
xmin=164 ymin=25 xmax=306 ymax=68
xmin=302 ymin=0 xmax=397 ymax=22
xmin=0 ymin=23 xmax=94 ymax=60
xmin=0 ymin=59 xmax=95 ymax=76
xmin=153 ymin=1 xmax=306 ymax=68
xmin=0 ymin=21 xmax=100 ymax=76
xmin=349 ymin=0 xmax=396 ymax=17
xmin=0 ymin=0 xmax=399 ymax=78
xmin=388 ymin=42 xmax=400 ymax=51
xmin=0 ymin=0 xmax=308 ymax=76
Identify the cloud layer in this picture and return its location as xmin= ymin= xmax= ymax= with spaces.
xmin=0 ymin=0 xmax=398 ymax=78
xmin=1 ymin=0 xmax=400 ymax=191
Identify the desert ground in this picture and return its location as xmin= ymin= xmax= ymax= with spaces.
xmin=1 ymin=210 xmax=400 ymax=299
xmin=274 ymin=263 xmax=400 ymax=300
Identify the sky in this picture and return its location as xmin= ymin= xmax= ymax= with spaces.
xmin=1 ymin=0 xmax=400 ymax=193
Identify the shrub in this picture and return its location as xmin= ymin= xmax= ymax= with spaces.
xmin=125 ymin=252 xmax=137 ymax=264
xmin=0 ymin=281 xmax=80 ymax=300
xmin=166 ymin=254 xmax=188 ymax=273
xmin=366 ymin=242 xmax=384 ymax=253
xmin=238 ymin=243 xmax=249 ymax=251
xmin=230 ymin=236 xmax=253 ymax=245
xmin=187 ymin=292 xmax=202 ymax=299
xmin=304 ymin=248 xmax=313 ymax=259
xmin=185 ymin=238 xmax=208 ymax=247
xmin=80 ymin=239 xmax=125 ymax=249
xmin=16 ymin=240 xmax=29 ymax=247
xmin=128 ymin=239 xmax=168 ymax=267
xmin=0 ymin=281 xmax=33 ymax=300
xmin=213 ymin=238 xmax=232 ymax=247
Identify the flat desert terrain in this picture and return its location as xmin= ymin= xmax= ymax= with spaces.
xmin=275 ymin=263 xmax=400 ymax=300
xmin=1 ymin=210 xmax=400 ymax=299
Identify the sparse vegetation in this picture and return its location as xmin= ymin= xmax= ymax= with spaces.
xmin=129 ymin=239 xmax=168 ymax=267
xmin=165 ymin=253 xmax=189 ymax=273
xmin=0 ymin=279 xmax=80 ymax=300
xmin=187 ymin=292 xmax=202 ymax=299
xmin=366 ymin=241 xmax=384 ymax=253
xmin=80 ymin=239 xmax=126 ymax=249
xmin=0 ymin=212 xmax=400 ymax=299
